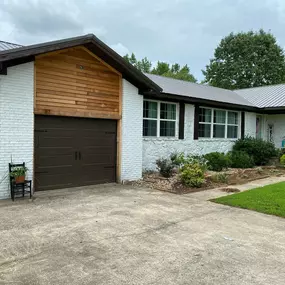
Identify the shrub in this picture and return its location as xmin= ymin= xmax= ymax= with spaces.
xmin=156 ymin=158 xmax=173 ymax=177
xmin=280 ymin=154 xmax=285 ymax=166
xmin=170 ymin=152 xmax=208 ymax=171
xmin=179 ymin=163 xmax=205 ymax=188
xmin=228 ymin=151 xmax=255 ymax=168
xmin=188 ymin=155 xmax=208 ymax=171
xmin=211 ymin=173 xmax=228 ymax=184
xmin=170 ymin=152 xmax=186 ymax=167
xmin=204 ymin=152 xmax=231 ymax=172
xmin=233 ymin=136 xmax=278 ymax=166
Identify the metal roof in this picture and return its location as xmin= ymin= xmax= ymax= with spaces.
xmin=146 ymin=73 xmax=254 ymax=107
xmin=0 ymin=40 xmax=22 ymax=51
xmin=235 ymin=84 xmax=285 ymax=108
xmin=1 ymin=37 xmax=285 ymax=109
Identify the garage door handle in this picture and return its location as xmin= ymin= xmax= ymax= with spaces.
xmin=75 ymin=151 xmax=78 ymax=160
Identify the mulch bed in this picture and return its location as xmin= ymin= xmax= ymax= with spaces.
xmin=130 ymin=166 xmax=285 ymax=194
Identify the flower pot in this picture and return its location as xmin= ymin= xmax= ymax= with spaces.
xmin=15 ymin=175 xmax=25 ymax=184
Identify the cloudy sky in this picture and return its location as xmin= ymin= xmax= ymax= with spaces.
xmin=1 ymin=0 xmax=285 ymax=81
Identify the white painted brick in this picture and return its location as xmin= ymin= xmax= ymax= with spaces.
xmin=121 ymin=79 xmax=143 ymax=180
xmin=264 ymin=114 xmax=285 ymax=148
xmin=0 ymin=62 xmax=34 ymax=199
xmin=245 ymin=112 xmax=256 ymax=138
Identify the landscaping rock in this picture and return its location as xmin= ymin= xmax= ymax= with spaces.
xmin=130 ymin=166 xmax=285 ymax=194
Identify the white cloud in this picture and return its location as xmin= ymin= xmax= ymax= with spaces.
xmin=1 ymin=0 xmax=285 ymax=80
xmin=110 ymin=43 xmax=130 ymax=56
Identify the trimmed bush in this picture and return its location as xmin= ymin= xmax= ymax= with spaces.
xmin=156 ymin=158 xmax=173 ymax=178
xmin=280 ymin=154 xmax=285 ymax=166
xmin=170 ymin=152 xmax=208 ymax=171
xmin=204 ymin=152 xmax=231 ymax=172
xmin=179 ymin=163 xmax=205 ymax=188
xmin=228 ymin=151 xmax=255 ymax=168
xmin=189 ymin=155 xmax=208 ymax=171
xmin=233 ymin=137 xmax=278 ymax=166
xmin=170 ymin=152 xmax=186 ymax=167
xmin=211 ymin=173 xmax=229 ymax=184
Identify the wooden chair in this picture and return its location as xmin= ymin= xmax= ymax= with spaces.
xmin=9 ymin=163 xmax=32 ymax=201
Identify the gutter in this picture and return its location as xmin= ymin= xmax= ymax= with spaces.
xmin=143 ymin=91 xmax=260 ymax=112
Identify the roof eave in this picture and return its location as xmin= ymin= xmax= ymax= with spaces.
xmin=0 ymin=34 xmax=162 ymax=93
xmin=143 ymin=91 xmax=259 ymax=112
xmin=259 ymin=106 xmax=285 ymax=114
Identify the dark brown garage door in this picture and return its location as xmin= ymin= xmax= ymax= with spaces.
xmin=35 ymin=115 xmax=117 ymax=191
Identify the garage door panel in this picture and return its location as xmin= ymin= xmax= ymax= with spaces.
xmin=35 ymin=115 xmax=117 ymax=191
xmin=78 ymin=120 xmax=116 ymax=130
xmin=37 ymin=137 xmax=75 ymax=148
xmin=79 ymin=133 xmax=116 ymax=147
xmin=79 ymin=167 xmax=116 ymax=185
xmin=36 ymin=155 xmax=75 ymax=168
xmin=36 ymin=147 xmax=74 ymax=156
xmin=36 ymin=173 xmax=74 ymax=191
xmin=81 ymin=152 xmax=116 ymax=164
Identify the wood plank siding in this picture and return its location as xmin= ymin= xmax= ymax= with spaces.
xmin=35 ymin=46 xmax=122 ymax=119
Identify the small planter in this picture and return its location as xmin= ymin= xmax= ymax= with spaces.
xmin=15 ymin=175 xmax=25 ymax=184
xmin=10 ymin=165 xmax=28 ymax=184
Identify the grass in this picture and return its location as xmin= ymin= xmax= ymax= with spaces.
xmin=212 ymin=182 xmax=285 ymax=218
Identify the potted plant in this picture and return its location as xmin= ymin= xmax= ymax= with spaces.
xmin=10 ymin=166 xmax=28 ymax=184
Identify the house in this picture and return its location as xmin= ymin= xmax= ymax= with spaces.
xmin=0 ymin=34 xmax=284 ymax=199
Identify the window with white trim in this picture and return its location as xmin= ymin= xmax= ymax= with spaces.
xmin=143 ymin=100 xmax=177 ymax=137
xmin=198 ymin=107 xmax=239 ymax=139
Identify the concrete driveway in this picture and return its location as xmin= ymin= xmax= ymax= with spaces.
xmin=0 ymin=184 xmax=285 ymax=285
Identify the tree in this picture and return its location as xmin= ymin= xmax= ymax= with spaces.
xmin=202 ymin=30 xmax=285 ymax=89
xmin=123 ymin=53 xmax=197 ymax=82
xmin=123 ymin=53 xmax=152 ymax=73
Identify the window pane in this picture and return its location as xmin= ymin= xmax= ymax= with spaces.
xmin=160 ymin=103 xmax=176 ymax=120
xmin=214 ymin=110 xmax=226 ymax=124
xmin=227 ymin=126 xmax=238 ymax=138
xmin=198 ymin=124 xmax=211 ymax=138
xmin=143 ymin=101 xmax=157 ymax=118
xmin=143 ymin=119 xmax=157 ymax=136
xmin=160 ymin=121 xmax=175 ymax=137
xmin=199 ymin=108 xmax=212 ymax=123
xmin=213 ymin=125 xmax=225 ymax=138
xmin=228 ymin=111 xmax=238 ymax=125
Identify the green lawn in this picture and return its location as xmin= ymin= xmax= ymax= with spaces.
xmin=212 ymin=182 xmax=285 ymax=218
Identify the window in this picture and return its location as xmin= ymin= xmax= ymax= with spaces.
xmin=143 ymin=100 xmax=176 ymax=137
xmin=198 ymin=107 xmax=239 ymax=139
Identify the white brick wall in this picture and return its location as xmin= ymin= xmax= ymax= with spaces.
xmin=0 ymin=62 xmax=34 ymax=199
xmin=143 ymin=104 xmax=258 ymax=170
xmin=121 ymin=79 xmax=143 ymax=180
